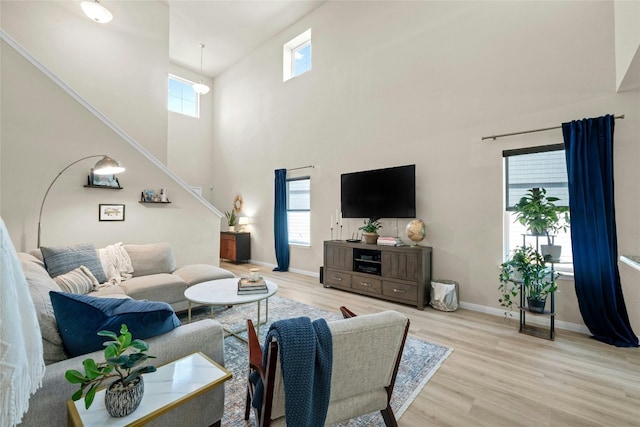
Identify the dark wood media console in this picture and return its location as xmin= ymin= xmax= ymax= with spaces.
xmin=323 ymin=240 xmax=432 ymax=309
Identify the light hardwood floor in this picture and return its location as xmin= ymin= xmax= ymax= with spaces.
xmin=221 ymin=261 xmax=640 ymax=427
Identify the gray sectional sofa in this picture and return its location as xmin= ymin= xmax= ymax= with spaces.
xmin=17 ymin=242 xmax=235 ymax=426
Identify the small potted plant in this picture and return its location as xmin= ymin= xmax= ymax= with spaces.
xmin=65 ymin=324 xmax=156 ymax=417
xmin=225 ymin=209 xmax=237 ymax=232
xmin=513 ymin=187 xmax=570 ymax=261
xmin=498 ymin=245 xmax=557 ymax=315
xmin=359 ymin=218 xmax=382 ymax=244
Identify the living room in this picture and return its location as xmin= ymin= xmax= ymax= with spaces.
xmin=1 ymin=0 xmax=639 ymax=425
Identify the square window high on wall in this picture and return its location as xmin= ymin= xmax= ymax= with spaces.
xmin=283 ymin=29 xmax=312 ymax=81
xmin=504 ymin=144 xmax=573 ymax=271
xmin=168 ymin=74 xmax=199 ymax=118
xmin=287 ymin=177 xmax=311 ymax=246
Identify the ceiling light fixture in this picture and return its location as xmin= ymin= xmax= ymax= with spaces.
xmin=81 ymin=0 xmax=113 ymax=24
xmin=193 ymin=43 xmax=210 ymax=95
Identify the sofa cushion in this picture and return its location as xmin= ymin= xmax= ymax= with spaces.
xmin=22 ymin=259 xmax=67 ymax=364
xmin=41 ymin=243 xmax=107 ymax=283
xmin=119 ymin=274 xmax=188 ymax=305
xmin=49 ymin=291 xmax=180 ymax=357
xmin=53 ymin=265 xmax=98 ymax=294
xmin=124 ymin=242 xmax=176 ymax=277
xmin=173 ymin=264 xmax=235 ymax=286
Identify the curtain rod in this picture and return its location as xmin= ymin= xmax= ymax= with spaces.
xmin=287 ymin=165 xmax=315 ymax=172
xmin=482 ymin=114 xmax=625 ymax=141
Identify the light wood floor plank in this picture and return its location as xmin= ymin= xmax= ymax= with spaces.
xmin=222 ymin=261 xmax=640 ymax=426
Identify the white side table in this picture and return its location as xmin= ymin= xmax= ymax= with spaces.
xmin=67 ymin=352 xmax=232 ymax=427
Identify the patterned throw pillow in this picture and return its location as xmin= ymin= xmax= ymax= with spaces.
xmin=41 ymin=243 xmax=107 ymax=283
xmin=53 ymin=265 xmax=98 ymax=294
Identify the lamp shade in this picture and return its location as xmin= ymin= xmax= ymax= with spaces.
xmin=93 ymin=156 xmax=125 ymax=175
xmin=81 ymin=0 xmax=113 ymax=23
xmin=238 ymin=217 xmax=250 ymax=226
xmin=193 ymin=82 xmax=210 ymax=95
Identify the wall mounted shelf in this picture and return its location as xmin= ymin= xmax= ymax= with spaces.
xmin=83 ymin=185 xmax=123 ymax=190
xmin=139 ymin=201 xmax=171 ymax=204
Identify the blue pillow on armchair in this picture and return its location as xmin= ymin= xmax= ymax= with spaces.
xmin=49 ymin=291 xmax=180 ymax=357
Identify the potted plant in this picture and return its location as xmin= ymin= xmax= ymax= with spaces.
xmin=498 ymin=245 xmax=557 ymax=315
xmin=65 ymin=324 xmax=156 ymax=417
xmin=513 ymin=187 xmax=570 ymax=261
xmin=359 ymin=218 xmax=382 ymax=244
xmin=225 ymin=209 xmax=237 ymax=232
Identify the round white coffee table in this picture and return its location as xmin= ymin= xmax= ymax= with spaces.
xmin=184 ymin=278 xmax=278 ymax=338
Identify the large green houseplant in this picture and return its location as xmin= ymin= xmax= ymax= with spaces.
xmin=498 ymin=245 xmax=557 ymax=315
xmin=513 ymin=187 xmax=569 ymax=236
xmin=65 ymin=324 xmax=156 ymax=416
xmin=513 ymin=187 xmax=570 ymax=261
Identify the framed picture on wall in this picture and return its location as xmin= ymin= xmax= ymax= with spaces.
xmin=99 ymin=204 xmax=125 ymax=221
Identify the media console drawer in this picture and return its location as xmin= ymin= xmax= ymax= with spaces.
xmin=383 ymin=281 xmax=417 ymax=303
xmin=323 ymin=240 xmax=432 ymax=309
xmin=324 ymin=269 xmax=351 ymax=289
xmin=351 ymin=275 xmax=382 ymax=294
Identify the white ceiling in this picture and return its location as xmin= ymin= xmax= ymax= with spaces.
xmin=168 ymin=0 xmax=326 ymax=78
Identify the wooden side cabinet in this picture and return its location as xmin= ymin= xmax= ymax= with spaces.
xmin=220 ymin=232 xmax=250 ymax=263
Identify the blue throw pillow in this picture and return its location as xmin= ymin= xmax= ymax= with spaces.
xmin=41 ymin=243 xmax=107 ymax=284
xmin=49 ymin=291 xmax=180 ymax=357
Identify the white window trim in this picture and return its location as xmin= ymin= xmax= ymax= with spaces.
xmin=283 ymin=29 xmax=311 ymax=82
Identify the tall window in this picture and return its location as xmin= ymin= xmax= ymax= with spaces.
xmin=287 ymin=177 xmax=310 ymax=246
xmin=504 ymin=144 xmax=573 ymax=269
xmin=168 ymin=74 xmax=199 ymax=118
xmin=283 ymin=29 xmax=312 ymax=81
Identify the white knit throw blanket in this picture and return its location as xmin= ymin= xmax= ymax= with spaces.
xmin=98 ymin=242 xmax=134 ymax=287
xmin=0 ymin=218 xmax=45 ymax=426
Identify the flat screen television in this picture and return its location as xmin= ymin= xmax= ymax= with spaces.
xmin=341 ymin=164 xmax=416 ymax=219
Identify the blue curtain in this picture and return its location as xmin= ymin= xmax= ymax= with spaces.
xmin=562 ymin=114 xmax=638 ymax=347
xmin=273 ymin=169 xmax=289 ymax=272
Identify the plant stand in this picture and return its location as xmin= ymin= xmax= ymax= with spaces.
xmin=518 ymin=234 xmax=556 ymax=340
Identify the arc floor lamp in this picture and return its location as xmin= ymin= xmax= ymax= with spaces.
xmin=37 ymin=155 xmax=125 ymax=248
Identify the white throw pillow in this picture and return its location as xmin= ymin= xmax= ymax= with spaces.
xmin=53 ymin=265 xmax=98 ymax=294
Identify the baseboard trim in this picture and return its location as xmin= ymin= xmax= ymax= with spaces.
xmin=459 ymin=301 xmax=590 ymax=334
xmin=245 ymin=260 xmax=320 ymax=279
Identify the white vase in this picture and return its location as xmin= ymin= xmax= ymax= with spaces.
xmin=228 ymin=225 xmax=236 ymax=232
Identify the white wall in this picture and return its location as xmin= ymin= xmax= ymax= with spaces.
xmin=211 ymin=1 xmax=640 ymax=332
xmin=614 ymin=0 xmax=640 ymax=91
xmin=167 ymin=63 xmax=215 ymax=204
xmin=0 ymin=1 xmax=222 ymax=265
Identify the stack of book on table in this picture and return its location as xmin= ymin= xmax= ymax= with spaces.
xmin=237 ymin=277 xmax=268 ymax=295
xmin=377 ymin=236 xmax=403 ymax=246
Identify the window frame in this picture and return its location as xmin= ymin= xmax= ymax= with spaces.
xmin=283 ymin=29 xmax=312 ymax=82
xmin=286 ymin=176 xmax=311 ymax=247
xmin=503 ymin=144 xmax=573 ymax=274
xmin=168 ymin=74 xmax=200 ymax=118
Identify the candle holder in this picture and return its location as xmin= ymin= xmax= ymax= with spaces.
xmin=331 ymin=226 xmax=334 ymax=241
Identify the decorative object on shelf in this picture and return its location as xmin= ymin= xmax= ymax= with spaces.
xmin=225 ymin=209 xmax=237 ymax=232
xmin=192 ymin=44 xmax=210 ymax=95
xmin=359 ymin=218 xmax=382 ymax=245
xmin=65 ymin=324 xmax=156 ymax=416
xmin=160 ymin=188 xmax=168 ymax=202
xmin=80 ymin=0 xmax=112 ymax=24
xmin=143 ymin=189 xmax=154 ymax=202
xmin=99 ymin=204 xmax=125 ymax=221
xmin=498 ymin=245 xmax=557 ymax=316
xmin=90 ymin=169 xmax=121 ymax=188
xmin=38 ymin=155 xmax=125 ymax=247
xmin=233 ymin=194 xmax=244 ymax=215
xmin=406 ymin=219 xmax=426 ymax=246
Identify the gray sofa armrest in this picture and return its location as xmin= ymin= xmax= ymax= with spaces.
xmin=19 ymin=319 xmax=226 ymax=427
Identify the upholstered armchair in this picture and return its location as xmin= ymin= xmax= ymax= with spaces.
xmin=245 ymin=307 xmax=410 ymax=427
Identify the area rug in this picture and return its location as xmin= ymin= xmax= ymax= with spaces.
xmin=179 ymin=296 xmax=452 ymax=426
